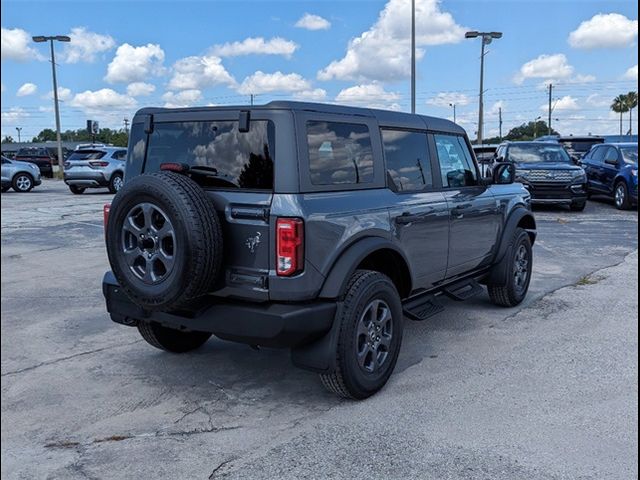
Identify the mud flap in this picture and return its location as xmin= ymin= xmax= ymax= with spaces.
xmin=291 ymin=302 xmax=344 ymax=373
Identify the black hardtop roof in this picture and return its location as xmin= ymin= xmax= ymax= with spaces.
xmin=134 ymin=101 xmax=465 ymax=135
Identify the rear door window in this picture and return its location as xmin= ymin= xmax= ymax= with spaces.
xmin=144 ymin=120 xmax=275 ymax=190
xmin=434 ymin=134 xmax=478 ymax=188
xmin=381 ymin=129 xmax=432 ymax=191
xmin=306 ymin=121 xmax=374 ymax=186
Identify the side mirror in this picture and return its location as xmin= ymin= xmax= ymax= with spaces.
xmin=492 ymin=162 xmax=515 ymax=185
xmin=604 ymin=158 xmax=618 ymax=166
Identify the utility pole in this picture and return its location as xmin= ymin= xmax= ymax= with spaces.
xmin=250 ymin=94 xmax=254 ymax=106
xmin=410 ymin=0 xmax=416 ymax=114
xmin=498 ymin=107 xmax=503 ymax=141
xmin=123 ymin=117 xmax=129 ymax=134
xmin=449 ymin=103 xmax=456 ymax=123
xmin=32 ymin=35 xmax=70 ymax=178
xmin=547 ymin=83 xmax=553 ymax=136
xmin=465 ymin=31 xmax=502 ymax=145
xmin=15 ymin=127 xmax=22 ymax=143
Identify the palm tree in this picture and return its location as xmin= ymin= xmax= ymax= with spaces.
xmin=625 ymin=91 xmax=638 ymax=136
xmin=611 ymin=94 xmax=629 ymax=136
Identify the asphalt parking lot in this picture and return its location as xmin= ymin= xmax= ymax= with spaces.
xmin=1 ymin=179 xmax=638 ymax=479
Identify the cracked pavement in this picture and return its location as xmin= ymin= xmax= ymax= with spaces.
xmin=1 ymin=180 xmax=638 ymax=479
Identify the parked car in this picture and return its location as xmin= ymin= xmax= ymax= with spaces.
xmin=536 ymin=135 xmax=605 ymax=163
xmin=14 ymin=147 xmax=58 ymax=178
xmin=472 ymin=144 xmax=498 ymax=177
xmin=64 ymin=147 xmax=127 ymax=194
xmin=103 ymin=101 xmax=536 ymax=399
xmin=494 ymin=141 xmax=588 ymax=211
xmin=580 ymin=142 xmax=638 ymax=210
xmin=1 ymin=155 xmax=42 ymax=192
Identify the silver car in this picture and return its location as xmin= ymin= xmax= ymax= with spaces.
xmin=1 ymin=155 xmax=42 ymax=193
xmin=64 ymin=146 xmax=127 ymax=194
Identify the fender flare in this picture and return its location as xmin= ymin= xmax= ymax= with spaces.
xmin=318 ymin=236 xmax=413 ymax=299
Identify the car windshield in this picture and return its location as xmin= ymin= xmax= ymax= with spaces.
xmin=508 ymin=144 xmax=572 ymax=163
xmin=68 ymin=150 xmax=107 ymax=160
xmin=620 ymin=146 xmax=638 ymax=165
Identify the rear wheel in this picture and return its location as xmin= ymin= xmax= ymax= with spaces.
xmin=69 ymin=185 xmax=85 ymax=195
xmin=614 ymin=181 xmax=631 ymax=210
xmin=109 ymin=173 xmax=124 ymax=194
xmin=12 ymin=173 xmax=34 ymax=192
xmin=320 ymin=270 xmax=403 ymax=399
xmin=487 ymin=228 xmax=532 ymax=307
xmin=137 ymin=321 xmax=211 ymax=353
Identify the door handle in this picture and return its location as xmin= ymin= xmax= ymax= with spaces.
xmin=395 ymin=212 xmax=419 ymax=224
xmin=452 ymin=203 xmax=471 ymax=219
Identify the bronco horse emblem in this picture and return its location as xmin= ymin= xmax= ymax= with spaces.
xmin=245 ymin=232 xmax=262 ymax=253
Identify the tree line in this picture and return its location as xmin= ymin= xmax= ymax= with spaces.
xmin=2 ymin=127 xmax=129 ymax=147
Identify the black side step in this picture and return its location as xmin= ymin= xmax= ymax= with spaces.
xmin=442 ymin=279 xmax=484 ymax=301
xmin=403 ymin=294 xmax=444 ymax=321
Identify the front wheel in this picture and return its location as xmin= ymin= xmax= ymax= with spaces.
xmin=614 ymin=181 xmax=631 ymax=210
xmin=109 ymin=173 xmax=124 ymax=194
xmin=69 ymin=185 xmax=85 ymax=195
xmin=12 ymin=173 xmax=34 ymax=192
xmin=320 ymin=270 xmax=403 ymax=399
xmin=487 ymin=228 xmax=533 ymax=307
xmin=137 ymin=321 xmax=212 ymax=353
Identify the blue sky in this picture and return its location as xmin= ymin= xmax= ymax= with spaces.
xmin=1 ymin=0 xmax=638 ymax=141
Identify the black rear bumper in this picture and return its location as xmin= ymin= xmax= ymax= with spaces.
xmin=102 ymin=272 xmax=337 ymax=348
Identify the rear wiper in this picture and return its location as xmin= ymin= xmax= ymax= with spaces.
xmin=188 ymin=166 xmax=240 ymax=188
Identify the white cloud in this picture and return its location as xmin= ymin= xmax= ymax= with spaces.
xmin=426 ymin=92 xmax=471 ymax=108
xmin=237 ymin=71 xmax=311 ymax=95
xmin=212 ymin=37 xmax=298 ymax=58
xmin=16 ymin=82 xmax=37 ymax=97
xmin=295 ymin=13 xmax=331 ymax=31
xmin=335 ymin=83 xmax=401 ymax=110
xmin=515 ymin=54 xmax=574 ymax=84
xmin=535 ymin=73 xmax=596 ymax=89
xmin=1 ymin=27 xmax=41 ymax=61
xmin=168 ymin=55 xmax=235 ymax=90
xmin=1 ymin=83 xmax=5 ymax=93
xmin=540 ymin=95 xmax=579 ymax=112
xmin=489 ymin=100 xmax=505 ymax=115
xmin=70 ymin=88 xmax=137 ymax=113
xmin=568 ymin=13 xmax=638 ymax=49
xmin=293 ymin=88 xmax=328 ymax=101
xmin=61 ymin=27 xmax=115 ymax=63
xmin=1 ymin=107 xmax=29 ymax=123
xmin=126 ymin=82 xmax=156 ymax=97
xmin=38 ymin=105 xmax=53 ymax=113
xmin=623 ymin=64 xmax=638 ymax=80
xmin=318 ymin=0 xmax=465 ymax=82
xmin=105 ymin=43 xmax=165 ymax=83
xmin=44 ymin=87 xmax=73 ymax=102
xmin=161 ymin=90 xmax=203 ymax=108
xmin=586 ymin=94 xmax=610 ymax=107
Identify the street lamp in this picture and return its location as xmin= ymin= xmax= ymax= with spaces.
xmin=449 ymin=103 xmax=456 ymax=123
xmin=534 ymin=116 xmax=542 ymax=138
xmin=32 ymin=35 xmax=71 ymax=178
xmin=15 ymin=127 xmax=22 ymax=143
xmin=465 ymin=31 xmax=502 ymax=145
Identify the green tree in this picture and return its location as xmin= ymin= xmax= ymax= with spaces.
xmin=625 ymin=91 xmax=638 ymax=136
xmin=503 ymin=120 xmax=558 ymax=141
xmin=30 ymin=127 xmax=129 ymax=147
xmin=611 ymin=94 xmax=629 ymax=136
xmin=2 ymin=135 xmax=15 ymax=144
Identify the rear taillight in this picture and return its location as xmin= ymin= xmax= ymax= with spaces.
xmin=103 ymin=204 xmax=111 ymax=229
xmin=276 ymin=218 xmax=304 ymax=276
xmin=89 ymin=161 xmax=109 ymax=168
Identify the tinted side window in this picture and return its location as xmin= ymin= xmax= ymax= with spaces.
xmin=144 ymin=120 xmax=274 ymax=190
xmin=589 ymin=146 xmax=606 ymax=163
xmin=434 ymin=134 xmax=478 ymax=188
xmin=603 ymin=147 xmax=619 ymax=164
xmin=112 ymin=150 xmax=127 ymax=160
xmin=381 ymin=129 xmax=432 ymax=191
xmin=307 ymin=121 xmax=374 ymax=185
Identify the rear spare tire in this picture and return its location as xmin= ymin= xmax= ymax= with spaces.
xmin=106 ymin=172 xmax=223 ymax=311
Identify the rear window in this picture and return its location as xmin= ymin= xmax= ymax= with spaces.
xmin=307 ymin=121 xmax=374 ymax=185
xmin=68 ymin=150 xmax=107 ymax=160
xmin=17 ymin=148 xmax=48 ymax=157
xmin=143 ymin=120 xmax=274 ymax=190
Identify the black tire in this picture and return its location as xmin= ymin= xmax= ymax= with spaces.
xmin=614 ymin=181 xmax=631 ymax=210
xmin=108 ymin=173 xmax=124 ymax=194
xmin=12 ymin=173 xmax=34 ymax=192
xmin=1 ymin=185 xmax=9 ymax=193
xmin=138 ymin=321 xmax=211 ymax=353
xmin=320 ymin=270 xmax=403 ymax=400
xmin=569 ymin=201 xmax=586 ymax=211
xmin=106 ymin=172 xmax=223 ymax=311
xmin=487 ymin=227 xmax=532 ymax=307
xmin=69 ymin=185 xmax=85 ymax=195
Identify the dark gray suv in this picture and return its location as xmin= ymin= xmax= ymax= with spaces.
xmin=103 ymin=102 xmax=536 ymax=399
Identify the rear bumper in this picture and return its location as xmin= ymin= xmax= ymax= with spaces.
xmin=102 ymin=272 xmax=337 ymax=348
xmin=65 ymin=171 xmax=109 ymax=187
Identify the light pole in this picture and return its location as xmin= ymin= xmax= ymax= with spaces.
xmin=32 ymin=35 xmax=70 ymax=178
xmin=465 ymin=31 xmax=502 ymax=145
xmin=15 ymin=127 xmax=22 ymax=143
xmin=533 ymin=116 xmax=542 ymax=139
xmin=449 ymin=103 xmax=456 ymax=123
xmin=410 ymin=0 xmax=416 ymax=114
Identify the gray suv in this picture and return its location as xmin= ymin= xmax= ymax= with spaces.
xmin=1 ymin=155 xmax=42 ymax=193
xmin=64 ymin=146 xmax=127 ymax=194
xmin=103 ymin=102 xmax=537 ymax=399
